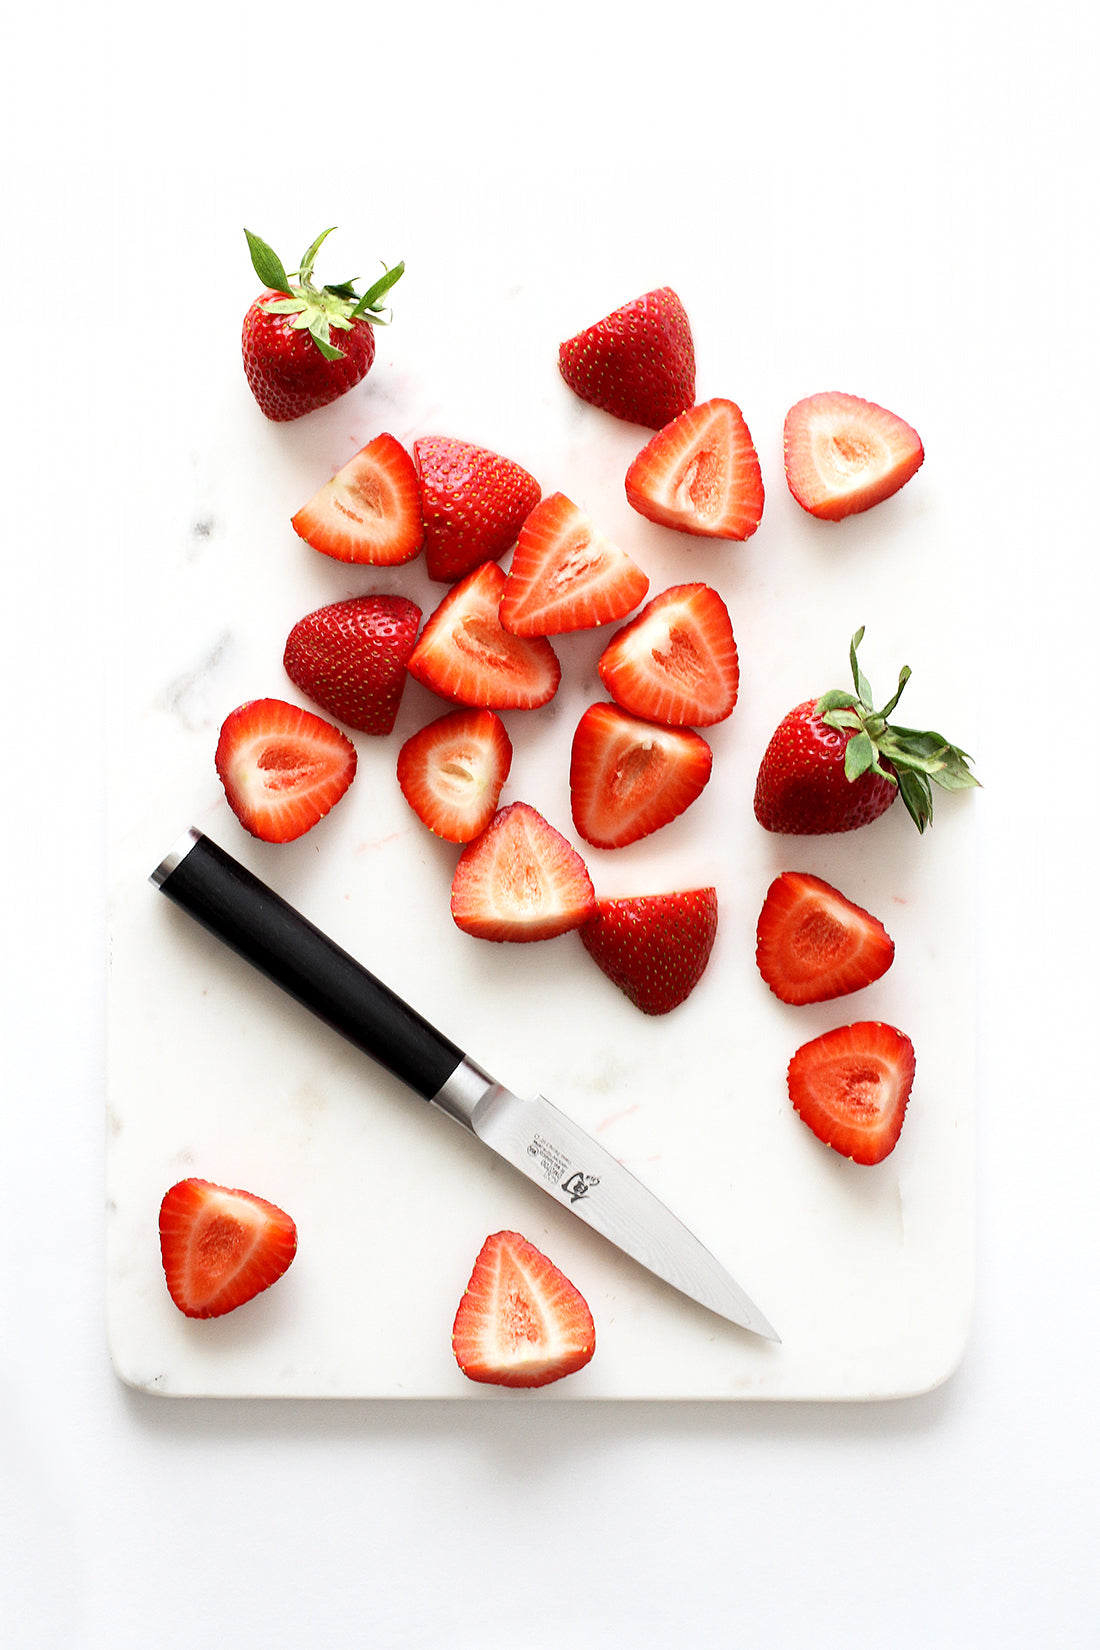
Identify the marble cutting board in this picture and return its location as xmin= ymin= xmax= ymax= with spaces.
xmin=105 ymin=256 xmax=977 ymax=1399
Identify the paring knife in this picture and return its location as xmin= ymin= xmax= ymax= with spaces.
xmin=152 ymin=828 xmax=779 ymax=1341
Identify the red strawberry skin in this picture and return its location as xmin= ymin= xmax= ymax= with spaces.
xmin=450 ymin=801 xmax=595 ymax=942
xmin=397 ymin=708 xmax=513 ymax=843
xmin=753 ymin=700 xmax=897 ymax=834
xmin=580 ymin=888 xmax=718 ymax=1015
xmin=558 ymin=287 xmax=695 ymax=429
xmin=755 ymin=872 xmax=895 ymax=1004
xmin=284 ymin=595 xmax=421 ymax=736
xmin=414 ymin=437 xmax=541 ymax=582
xmin=407 ymin=561 xmax=561 ymax=710
xmin=215 ymin=698 xmax=357 ymax=842
xmin=290 ymin=434 xmax=424 ymax=566
xmin=159 ymin=1179 xmax=298 ymax=1318
xmin=242 ymin=292 xmax=377 ymax=423
xmin=787 ymin=1022 xmax=916 ymax=1164
xmin=784 ymin=392 xmax=924 ymax=521
xmin=452 ymin=1230 xmax=596 ymax=1387
xmin=598 ymin=583 xmax=739 ymax=727
xmin=569 ymin=702 xmax=712 ymax=849
xmin=625 ymin=398 xmax=764 ymax=540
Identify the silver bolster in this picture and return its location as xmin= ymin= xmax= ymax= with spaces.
xmin=150 ymin=826 xmax=202 ymax=887
xmin=430 ymin=1056 xmax=506 ymax=1131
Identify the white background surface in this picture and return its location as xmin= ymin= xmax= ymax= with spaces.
xmin=3 ymin=0 xmax=1098 ymax=1643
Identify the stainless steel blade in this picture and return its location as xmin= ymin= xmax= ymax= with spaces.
xmin=434 ymin=1057 xmax=779 ymax=1340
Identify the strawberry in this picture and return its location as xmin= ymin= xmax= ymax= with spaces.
xmin=241 ymin=227 xmax=403 ymax=422
xmin=580 ymin=888 xmax=718 ymax=1016
xmin=624 ymin=398 xmax=764 ymax=540
xmin=569 ymin=702 xmax=712 ymax=849
xmin=283 ymin=595 xmax=422 ymax=736
xmin=597 ymin=583 xmax=739 ymax=727
xmin=452 ymin=1230 xmax=596 ymax=1387
xmin=450 ymin=801 xmax=595 ymax=942
xmin=557 ymin=287 xmax=695 ymax=429
xmin=290 ymin=434 xmax=424 ymax=565
xmin=784 ymin=392 xmax=924 ymax=521
xmin=787 ymin=1022 xmax=916 ymax=1165
xmin=414 ymin=437 xmax=541 ymax=583
xmin=215 ymin=698 xmax=357 ymax=842
xmin=755 ymin=872 xmax=895 ymax=1004
xmin=406 ymin=561 xmax=561 ymax=710
xmin=499 ymin=493 xmax=649 ymax=637
xmin=397 ymin=708 xmax=513 ymax=843
xmin=159 ymin=1178 xmax=298 ymax=1318
xmin=753 ymin=628 xmax=979 ymax=835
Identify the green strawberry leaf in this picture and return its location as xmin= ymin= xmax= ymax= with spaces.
xmin=245 ymin=230 xmax=293 ymax=295
xmin=897 ymin=767 xmax=934 ymax=832
xmin=355 ymin=260 xmax=405 ymax=318
xmin=298 ymin=227 xmax=337 ymax=283
xmin=843 ymin=730 xmax=875 ymax=781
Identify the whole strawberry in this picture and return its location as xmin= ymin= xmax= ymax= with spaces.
xmin=753 ymin=629 xmax=979 ymax=835
xmin=242 ymin=227 xmax=404 ymax=421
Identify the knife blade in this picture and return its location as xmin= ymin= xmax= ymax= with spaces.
xmin=151 ymin=827 xmax=778 ymax=1341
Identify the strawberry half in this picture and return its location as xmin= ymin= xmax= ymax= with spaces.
xmin=598 ymin=583 xmax=739 ymax=727
xmin=159 ymin=1178 xmax=298 ymax=1318
xmin=397 ymin=708 xmax=513 ymax=843
xmin=241 ymin=227 xmax=403 ymax=422
xmin=407 ymin=561 xmax=561 ymax=710
xmin=753 ymin=628 xmax=979 ymax=835
xmin=499 ymin=493 xmax=649 ymax=637
xmin=625 ymin=398 xmax=764 ymax=540
xmin=787 ymin=1022 xmax=916 ymax=1165
xmin=557 ymin=287 xmax=695 ymax=429
xmin=755 ymin=872 xmax=895 ymax=1004
xmin=784 ymin=392 xmax=924 ymax=521
xmin=414 ymin=437 xmax=541 ymax=583
xmin=284 ymin=594 xmax=422 ymax=735
xmin=452 ymin=1230 xmax=596 ymax=1387
xmin=290 ymin=434 xmax=424 ymax=565
xmin=450 ymin=802 xmax=595 ymax=942
xmin=569 ymin=703 xmax=712 ymax=849
xmin=215 ymin=698 xmax=357 ymax=842
xmin=580 ymin=888 xmax=718 ymax=1016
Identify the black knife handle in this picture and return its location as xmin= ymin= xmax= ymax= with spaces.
xmin=152 ymin=829 xmax=465 ymax=1101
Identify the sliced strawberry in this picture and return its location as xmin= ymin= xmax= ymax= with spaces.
xmin=597 ymin=583 xmax=738 ymax=727
xmin=159 ymin=1178 xmax=297 ymax=1319
xmin=787 ymin=1022 xmax=916 ymax=1165
xmin=414 ymin=436 xmax=541 ymax=582
xmin=450 ymin=801 xmax=595 ymax=942
xmin=557 ymin=287 xmax=695 ymax=429
xmin=291 ymin=433 xmax=424 ymax=564
xmin=756 ymin=872 xmax=895 ymax=1004
xmin=397 ymin=708 xmax=513 ymax=843
xmin=499 ymin=493 xmax=649 ymax=637
xmin=783 ymin=392 xmax=924 ymax=521
xmin=580 ymin=888 xmax=718 ymax=1016
xmin=625 ymin=398 xmax=764 ymax=540
xmin=283 ymin=594 xmax=421 ymax=735
xmin=215 ymin=698 xmax=357 ymax=842
xmin=406 ymin=561 xmax=561 ymax=710
xmin=452 ymin=1230 xmax=596 ymax=1387
xmin=569 ymin=702 xmax=712 ymax=849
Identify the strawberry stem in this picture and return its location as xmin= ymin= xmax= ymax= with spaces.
xmin=819 ymin=629 xmax=980 ymax=832
xmin=244 ymin=227 xmax=404 ymax=361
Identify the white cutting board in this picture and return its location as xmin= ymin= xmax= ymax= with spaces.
xmin=105 ymin=251 xmax=977 ymax=1400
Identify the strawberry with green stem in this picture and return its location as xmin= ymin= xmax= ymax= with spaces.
xmin=754 ymin=628 xmax=979 ymax=835
xmin=242 ymin=226 xmax=404 ymax=421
